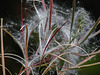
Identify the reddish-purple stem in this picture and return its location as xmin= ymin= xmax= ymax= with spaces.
xmin=43 ymin=19 xmax=69 ymax=55
xmin=49 ymin=0 xmax=53 ymax=30
xmin=49 ymin=0 xmax=54 ymax=13
xmin=44 ymin=16 xmax=48 ymax=32
xmin=81 ymin=48 xmax=97 ymax=63
xmin=21 ymin=0 xmax=24 ymax=43
xmin=42 ymin=0 xmax=47 ymax=12
xmin=18 ymin=56 xmax=55 ymax=75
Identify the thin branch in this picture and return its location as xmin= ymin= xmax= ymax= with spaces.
xmin=61 ymin=62 xmax=100 ymax=72
xmin=49 ymin=53 xmax=77 ymax=66
xmin=1 ymin=18 xmax=6 ymax=75
xmin=70 ymin=62 xmax=100 ymax=69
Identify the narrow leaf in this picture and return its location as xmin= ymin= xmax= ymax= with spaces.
xmin=24 ymin=25 xmax=29 ymax=75
xmin=70 ymin=0 xmax=76 ymax=41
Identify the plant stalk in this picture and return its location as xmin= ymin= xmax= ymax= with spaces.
xmin=1 ymin=18 xmax=6 ymax=75
xmin=70 ymin=0 xmax=76 ymax=42
xmin=21 ymin=0 xmax=24 ymax=43
xmin=25 ymin=25 xmax=28 ymax=75
xmin=49 ymin=0 xmax=53 ymax=30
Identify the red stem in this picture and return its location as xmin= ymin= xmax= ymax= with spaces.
xmin=43 ymin=19 xmax=69 ymax=55
xmin=42 ymin=0 xmax=47 ymax=12
xmin=21 ymin=0 xmax=24 ymax=43
xmin=18 ymin=56 xmax=55 ymax=75
xmin=49 ymin=0 xmax=53 ymax=30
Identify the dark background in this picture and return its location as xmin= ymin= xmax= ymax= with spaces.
xmin=0 ymin=0 xmax=99 ymax=20
xmin=54 ymin=0 xmax=100 ymax=20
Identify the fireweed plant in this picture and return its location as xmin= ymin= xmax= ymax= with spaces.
xmin=0 ymin=0 xmax=100 ymax=75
